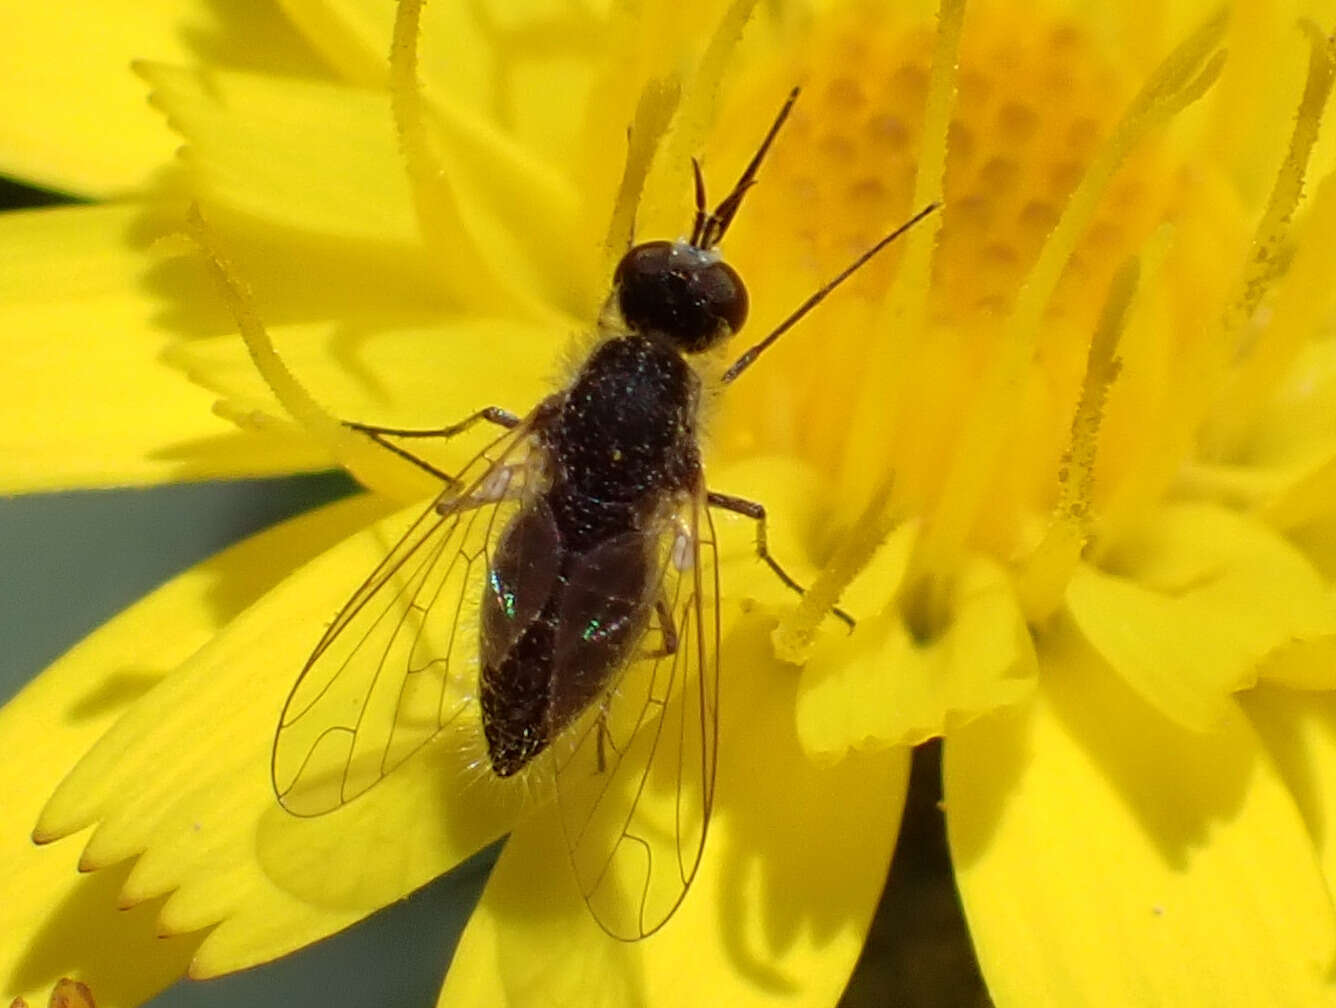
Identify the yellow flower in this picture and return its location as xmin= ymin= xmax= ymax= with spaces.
xmin=4 ymin=0 xmax=1336 ymax=1005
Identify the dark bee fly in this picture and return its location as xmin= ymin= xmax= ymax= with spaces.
xmin=271 ymin=87 xmax=936 ymax=939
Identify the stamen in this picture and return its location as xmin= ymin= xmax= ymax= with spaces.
xmin=1226 ymin=21 xmax=1335 ymax=341
xmin=389 ymin=0 xmax=504 ymax=305
xmin=691 ymin=0 xmax=764 ymax=131
xmin=185 ymin=206 xmax=436 ymax=501
xmin=1206 ymin=21 xmax=1336 ymax=452
xmin=1209 ymin=168 xmax=1336 ymax=527
xmin=211 ymin=399 xmax=302 ymax=437
xmin=1017 ymin=257 xmax=1139 ymax=622
xmin=774 ymin=480 xmax=897 ymax=664
xmin=603 ymin=77 xmax=682 ymax=268
xmin=909 ymin=7 xmax=1228 ymax=588
xmin=841 ymin=0 xmax=960 ymax=499
xmin=783 ymin=0 xmax=963 ymax=648
xmin=888 ymin=0 xmax=962 ymax=317
xmin=650 ymin=0 xmax=763 ymax=218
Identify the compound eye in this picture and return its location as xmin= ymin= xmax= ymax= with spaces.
xmin=614 ymin=241 xmax=749 ymax=352
xmin=694 ymin=260 xmax=748 ymax=339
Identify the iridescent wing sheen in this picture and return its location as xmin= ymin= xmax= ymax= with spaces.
xmin=271 ymin=416 xmax=541 ymax=816
xmin=550 ymin=491 xmax=720 ymax=940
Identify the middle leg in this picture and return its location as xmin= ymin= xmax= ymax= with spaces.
xmin=707 ymin=489 xmax=855 ymax=630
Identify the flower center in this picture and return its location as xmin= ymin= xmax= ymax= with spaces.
xmin=714 ymin=2 xmax=1212 ymax=578
xmin=777 ymin=10 xmax=1165 ymax=327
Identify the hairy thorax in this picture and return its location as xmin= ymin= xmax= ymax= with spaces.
xmin=546 ymin=334 xmax=701 ymax=550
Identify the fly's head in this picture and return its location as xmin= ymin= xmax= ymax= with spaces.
xmin=613 ymin=239 xmax=748 ymax=354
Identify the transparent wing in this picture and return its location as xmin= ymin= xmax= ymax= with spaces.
xmin=550 ymin=492 xmax=721 ymax=939
xmin=271 ymin=415 xmax=540 ymax=816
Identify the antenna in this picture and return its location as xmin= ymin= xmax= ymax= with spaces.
xmin=721 ymin=202 xmax=940 ymax=384
xmin=689 ymin=158 xmax=709 ymax=247
xmin=694 ymin=87 xmax=800 ymax=250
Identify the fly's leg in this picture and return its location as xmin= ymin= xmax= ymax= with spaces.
xmin=599 ymin=599 xmax=680 ymax=773
xmin=596 ymin=714 xmax=608 ymax=774
xmin=595 ymin=713 xmax=627 ymax=775
xmin=706 ymin=490 xmax=856 ymax=630
xmin=346 ymin=407 xmax=522 ymax=486
xmin=434 ymin=459 xmax=528 ymax=517
xmin=637 ymin=597 xmax=680 ymax=661
xmin=347 ymin=406 xmax=522 ymax=440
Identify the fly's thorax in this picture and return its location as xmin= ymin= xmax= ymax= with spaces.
xmin=551 ymin=334 xmax=702 ymax=514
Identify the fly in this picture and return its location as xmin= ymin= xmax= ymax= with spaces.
xmin=271 ymin=87 xmax=937 ymax=939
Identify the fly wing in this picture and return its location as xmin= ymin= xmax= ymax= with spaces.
xmin=272 ymin=414 xmax=543 ymax=816
xmin=550 ymin=491 xmax=720 ymax=939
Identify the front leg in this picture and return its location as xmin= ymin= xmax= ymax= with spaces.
xmin=345 ymin=406 xmax=522 ymax=486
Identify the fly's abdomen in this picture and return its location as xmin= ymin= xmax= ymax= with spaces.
xmin=479 ymin=499 xmax=655 ymax=776
xmin=480 ymin=594 xmax=560 ymax=776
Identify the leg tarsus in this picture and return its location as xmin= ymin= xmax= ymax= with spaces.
xmin=706 ymin=490 xmax=856 ymax=630
xmin=345 ymin=405 xmax=521 ymax=440
xmin=345 ymin=406 xmax=521 ymax=484
xmin=657 ymin=597 xmax=679 ymax=656
xmin=595 ymin=713 xmax=624 ymax=774
xmin=596 ymin=714 xmax=606 ymax=774
xmin=352 ymin=427 xmax=455 ymax=484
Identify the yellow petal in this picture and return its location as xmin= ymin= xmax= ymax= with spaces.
xmin=797 ymin=527 xmax=1037 ymax=759
xmin=947 ymin=623 xmax=1336 ymax=1007
xmin=1261 ymin=444 xmax=1336 ymax=532
xmin=164 ymin=315 xmax=556 ymax=443
xmin=1068 ymin=502 xmax=1336 ymax=730
xmin=139 ymin=51 xmax=592 ymax=321
xmin=383 ymin=0 xmax=603 ymax=319
xmin=1256 ymin=335 xmax=1336 ymax=531
xmin=1207 ymin=167 xmax=1336 ymax=465
xmin=1205 ymin=2 xmax=1328 ymax=203
xmin=138 ymin=63 xmax=418 ymax=248
xmin=1 ymin=493 xmax=383 ymax=1007
xmin=276 ymin=0 xmax=594 ymax=165
xmin=1257 ymin=632 xmax=1336 ymax=691
xmin=439 ymin=614 xmax=909 ymax=1007
xmin=0 ymin=203 xmax=326 ymax=492
xmin=32 ymin=498 xmax=527 ymax=978
xmin=1244 ymin=684 xmax=1336 ymax=901
xmin=142 ymin=53 xmax=593 ymax=321
xmin=274 ymin=0 xmax=392 ymax=88
xmin=0 ymin=1 xmax=316 ymax=196
xmin=420 ymin=85 xmax=590 ymax=320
